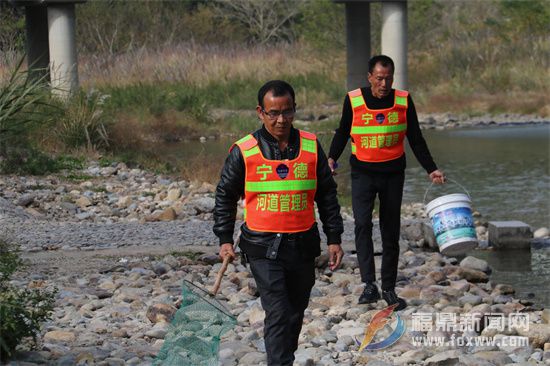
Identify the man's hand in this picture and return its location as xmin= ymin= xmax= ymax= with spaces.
xmin=328 ymin=158 xmax=338 ymax=176
xmin=328 ymin=244 xmax=344 ymax=271
xmin=219 ymin=243 xmax=236 ymax=262
xmin=429 ymin=169 xmax=446 ymax=184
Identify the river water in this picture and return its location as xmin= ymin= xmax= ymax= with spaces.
xmin=166 ymin=124 xmax=550 ymax=306
xmin=314 ymin=125 xmax=550 ymax=228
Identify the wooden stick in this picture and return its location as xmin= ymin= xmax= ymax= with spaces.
xmin=211 ymin=255 xmax=230 ymax=296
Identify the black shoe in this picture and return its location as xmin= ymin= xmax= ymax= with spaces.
xmin=382 ymin=289 xmax=407 ymax=311
xmin=358 ymin=282 xmax=381 ymax=304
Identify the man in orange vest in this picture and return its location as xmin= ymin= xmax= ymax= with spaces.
xmin=214 ymin=80 xmax=344 ymax=365
xmin=328 ymin=55 xmax=445 ymax=311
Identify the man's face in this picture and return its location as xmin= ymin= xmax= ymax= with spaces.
xmin=256 ymin=91 xmax=295 ymax=140
xmin=368 ymin=63 xmax=394 ymax=98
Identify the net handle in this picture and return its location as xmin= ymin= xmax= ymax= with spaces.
xmin=211 ymin=255 xmax=230 ymax=295
xmin=423 ymin=177 xmax=471 ymax=206
xmin=182 ymin=279 xmax=235 ymax=319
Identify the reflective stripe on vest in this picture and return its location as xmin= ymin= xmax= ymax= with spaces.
xmin=235 ymin=130 xmax=318 ymax=233
xmin=349 ymin=88 xmax=408 ymax=162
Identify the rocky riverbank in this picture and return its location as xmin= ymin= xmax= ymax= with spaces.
xmin=2 ymin=163 xmax=550 ymax=365
xmin=416 ymin=113 xmax=550 ymax=130
xmin=214 ymin=109 xmax=550 ymax=139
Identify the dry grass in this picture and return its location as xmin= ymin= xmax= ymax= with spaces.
xmin=417 ymin=92 xmax=549 ymax=116
xmin=2 ymin=41 xmax=545 ymax=117
xmin=180 ymin=152 xmax=226 ymax=184
xmin=78 ymin=42 xmax=336 ymax=88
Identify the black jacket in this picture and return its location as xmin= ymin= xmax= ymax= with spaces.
xmin=213 ymin=126 xmax=343 ymax=258
xmin=329 ymin=88 xmax=438 ymax=174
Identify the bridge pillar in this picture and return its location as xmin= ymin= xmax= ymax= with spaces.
xmin=343 ymin=1 xmax=371 ymax=90
xmin=381 ymin=0 xmax=408 ymax=89
xmin=47 ymin=3 xmax=79 ymax=98
xmin=25 ymin=5 xmax=50 ymax=81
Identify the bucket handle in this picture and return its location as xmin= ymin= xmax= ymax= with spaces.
xmin=423 ymin=178 xmax=471 ymax=206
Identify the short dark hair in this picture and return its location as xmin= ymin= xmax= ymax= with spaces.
xmin=368 ymin=55 xmax=395 ymax=74
xmin=257 ymin=80 xmax=295 ymax=108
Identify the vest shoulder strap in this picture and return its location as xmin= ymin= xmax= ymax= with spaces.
xmin=348 ymin=88 xmax=367 ymax=109
xmin=299 ymin=130 xmax=316 ymax=140
xmin=232 ymin=134 xmax=258 ymax=153
xmin=395 ymin=89 xmax=409 ymax=98
xmin=394 ymin=89 xmax=409 ymax=108
xmin=348 ymin=88 xmax=362 ymax=98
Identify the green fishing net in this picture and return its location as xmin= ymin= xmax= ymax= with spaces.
xmin=154 ymin=280 xmax=236 ymax=366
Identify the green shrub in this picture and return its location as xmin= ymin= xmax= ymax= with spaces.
xmin=0 ymin=149 xmax=84 ymax=175
xmin=0 ymin=239 xmax=56 ymax=361
xmin=54 ymin=89 xmax=111 ymax=149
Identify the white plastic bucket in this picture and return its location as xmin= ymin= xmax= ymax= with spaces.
xmin=425 ymin=192 xmax=478 ymax=256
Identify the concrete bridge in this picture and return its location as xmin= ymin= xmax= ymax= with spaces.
xmin=14 ymin=0 xmax=408 ymax=97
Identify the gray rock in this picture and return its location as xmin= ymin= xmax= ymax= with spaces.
xmin=56 ymin=354 xmax=78 ymax=366
xmin=402 ymin=220 xmax=424 ymax=241
xmin=294 ymin=347 xmax=330 ymax=363
xmin=16 ymin=193 xmax=35 ymax=207
xmin=76 ymin=212 xmax=93 ymax=220
xmin=422 ymin=222 xmax=438 ymax=250
xmin=458 ymin=294 xmax=483 ymax=306
xmin=59 ymin=202 xmax=78 ymax=213
xmin=529 ymin=351 xmax=543 ymax=362
xmin=239 ymin=351 xmax=266 ymax=365
xmin=457 ymin=355 xmax=494 ymax=366
xmin=293 ymin=353 xmax=314 ymax=366
xmin=473 ymin=351 xmax=513 ymax=366
xmin=101 ymin=358 xmax=125 ymax=366
xmin=393 ymin=349 xmax=430 ymax=364
xmin=334 ymin=335 xmax=355 ymax=352
xmin=365 ymin=360 xmax=393 ymax=366
xmin=144 ymin=322 xmax=170 ymax=339
xmin=153 ymin=262 xmax=171 ymax=275
xmin=424 ymin=350 xmax=461 ymax=366
xmin=460 ymin=256 xmax=491 ymax=274
xmin=251 ymin=338 xmax=266 ymax=352
xmin=492 ymin=295 xmax=513 ymax=304
xmin=218 ymin=347 xmax=234 ymax=360
xmin=191 ymin=197 xmax=215 ymax=213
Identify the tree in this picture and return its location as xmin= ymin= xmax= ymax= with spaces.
xmin=295 ymin=0 xmax=345 ymax=54
xmin=213 ymin=0 xmax=301 ymax=45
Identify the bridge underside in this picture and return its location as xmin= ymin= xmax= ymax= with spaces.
xmin=338 ymin=0 xmax=408 ymax=90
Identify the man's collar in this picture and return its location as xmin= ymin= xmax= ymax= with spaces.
xmin=259 ymin=125 xmax=298 ymax=144
xmin=367 ymin=87 xmax=394 ymax=100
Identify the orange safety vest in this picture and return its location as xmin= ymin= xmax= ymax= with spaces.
xmin=349 ymin=88 xmax=408 ymax=162
xmin=233 ymin=130 xmax=318 ymax=233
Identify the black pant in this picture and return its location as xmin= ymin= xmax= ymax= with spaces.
xmin=351 ymin=168 xmax=404 ymax=291
xmin=248 ymin=237 xmax=315 ymax=366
